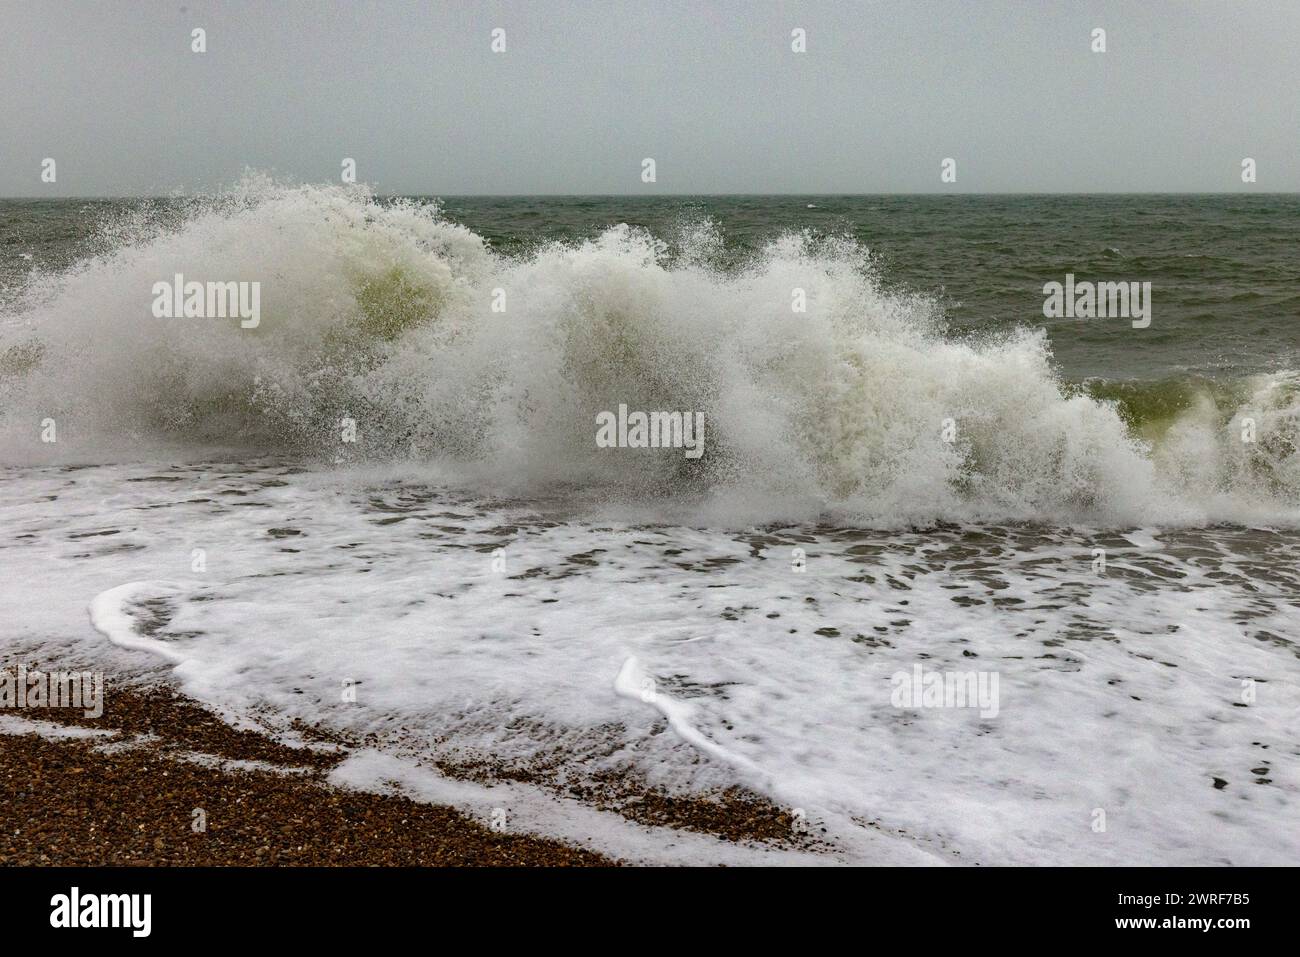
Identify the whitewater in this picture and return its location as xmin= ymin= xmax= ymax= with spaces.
xmin=2 ymin=181 xmax=1298 ymax=864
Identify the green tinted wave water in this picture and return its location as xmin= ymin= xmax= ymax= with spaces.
xmin=1 ymin=186 xmax=1297 ymax=523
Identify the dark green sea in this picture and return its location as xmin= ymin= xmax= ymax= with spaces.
xmin=5 ymin=194 xmax=1298 ymax=383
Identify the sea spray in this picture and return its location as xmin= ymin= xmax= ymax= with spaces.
xmin=1 ymin=177 xmax=1297 ymax=525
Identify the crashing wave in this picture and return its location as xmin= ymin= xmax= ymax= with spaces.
xmin=2 ymin=177 xmax=1297 ymax=526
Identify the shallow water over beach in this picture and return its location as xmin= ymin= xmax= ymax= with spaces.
xmin=4 ymin=458 xmax=1297 ymax=864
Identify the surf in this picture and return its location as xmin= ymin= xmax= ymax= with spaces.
xmin=1 ymin=176 xmax=1297 ymax=527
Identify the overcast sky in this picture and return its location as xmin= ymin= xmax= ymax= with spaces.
xmin=2 ymin=0 xmax=1297 ymax=196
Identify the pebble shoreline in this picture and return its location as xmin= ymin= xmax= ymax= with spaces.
xmin=0 ymin=683 xmax=612 ymax=866
xmin=0 ymin=666 xmax=805 ymax=866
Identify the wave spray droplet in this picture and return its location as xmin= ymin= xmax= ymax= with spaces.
xmin=2 ymin=177 xmax=1297 ymax=526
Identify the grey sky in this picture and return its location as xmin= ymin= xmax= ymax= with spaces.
xmin=2 ymin=0 xmax=1297 ymax=196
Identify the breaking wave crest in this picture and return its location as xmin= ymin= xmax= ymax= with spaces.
xmin=2 ymin=177 xmax=1298 ymax=526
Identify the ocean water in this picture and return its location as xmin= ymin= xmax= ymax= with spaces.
xmin=2 ymin=182 xmax=1298 ymax=864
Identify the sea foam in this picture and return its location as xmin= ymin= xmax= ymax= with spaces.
xmin=2 ymin=177 xmax=1297 ymax=526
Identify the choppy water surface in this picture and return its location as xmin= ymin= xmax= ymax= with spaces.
xmin=2 ymin=185 xmax=1298 ymax=863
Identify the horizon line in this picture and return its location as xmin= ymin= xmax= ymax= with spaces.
xmin=1 ymin=190 xmax=1296 ymax=201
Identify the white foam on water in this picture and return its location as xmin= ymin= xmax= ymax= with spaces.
xmin=328 ymin=749 xmax=932 ymax=866
xmin=5 ymin=462 xmax=1295 ymax=865
xmin=1 ymin=177 xmax=1297 ymax=527
xmin=88 ymin=581 xmax=189 ymax=664
xmin=0 ymin=714 xmax=119 ymax=741
xmin=614 ymin=655 xmax=765 ymax=778
xmin=3 ymin=180 xmax=1298 ymax=864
